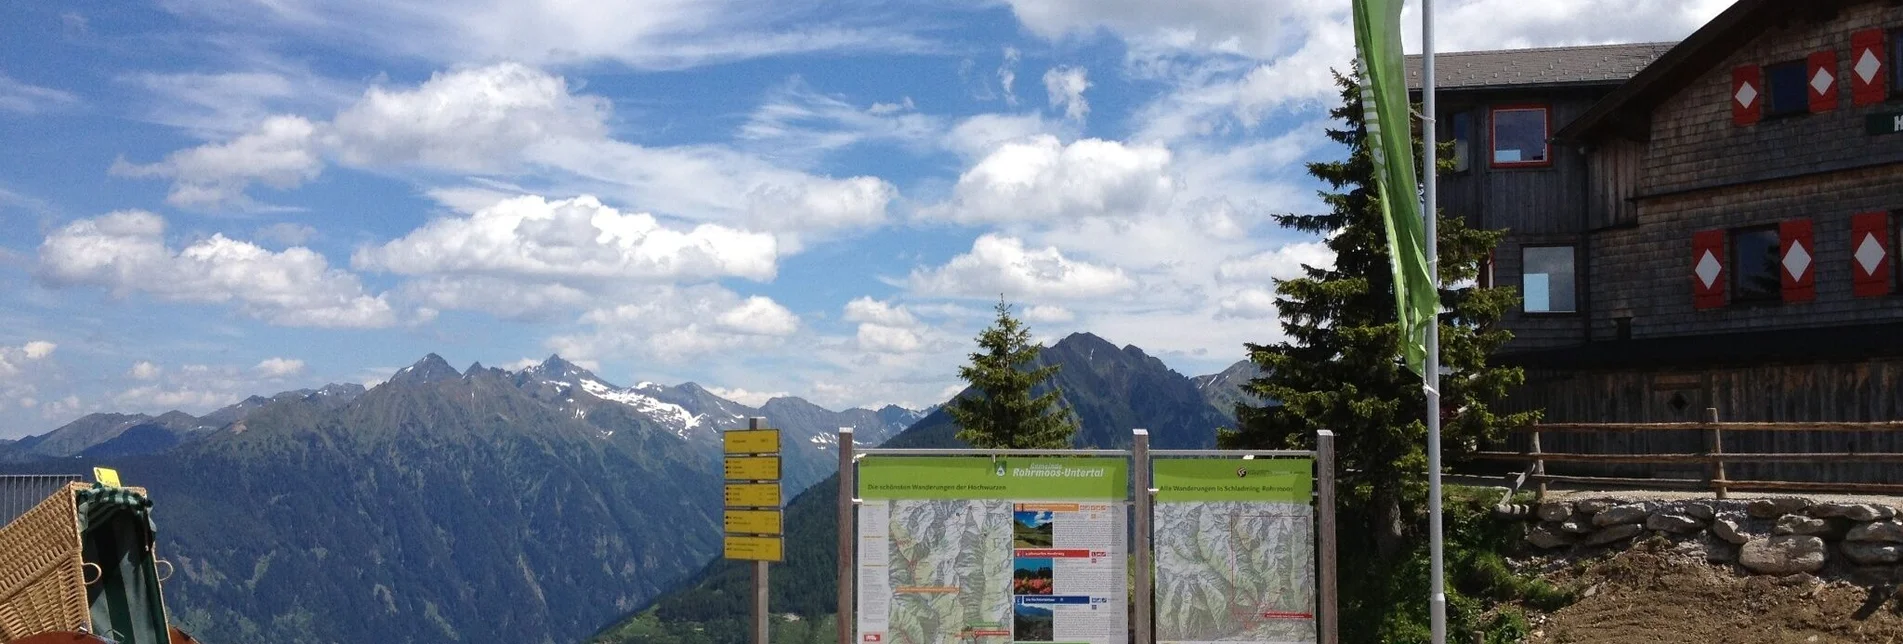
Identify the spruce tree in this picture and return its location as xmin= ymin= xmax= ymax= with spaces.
xmin=948 ymin=298 xmax=1078 ymax=449
xmin=1218 ymin=69 xmax=1538 ymax=557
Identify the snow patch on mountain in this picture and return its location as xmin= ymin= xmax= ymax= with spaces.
xmin=577 ymin=378 xmax=702 ymax=437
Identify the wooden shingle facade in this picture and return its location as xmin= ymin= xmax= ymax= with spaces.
xmin=1411 ymin=0 xmax=1903 ymax=481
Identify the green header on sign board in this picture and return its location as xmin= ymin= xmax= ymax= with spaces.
xmin=1869 ymin=111 xmax=1903 ymax=136
xmin=1153 ymin=458 xmax=1312 ymax=503
xmin=857 ymin=456 xmax=1127 ymax=500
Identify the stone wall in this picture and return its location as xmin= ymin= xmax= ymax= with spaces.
xmin=1521 ymin=497 xmax=1903 ymax=575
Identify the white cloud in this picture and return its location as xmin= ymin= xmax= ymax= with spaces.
xmin=122 ymin=67 xmax=356 ymax=138
xmin=739 ymin=79 xmax=941 ymax=159
xmin=0 ymin=341 xmax=57 ymax=378
xmin=0 ymin=73 xmax=80 ymax=114
xmin=703 ymin=386 xmax=789 ymax=407
xmin=328 ymin=63 xmax=610 ymax=172
xmin=36 ymin=210 xmax=397 ymax=328
xmin=940 ymin=113 xmax=1067 ymax=160
xmin=1042 ymin=66 xmax=1090 ymax=121
xmin=22 ymin=341 xmax=55 ymax=360
xmin=922 ymin=135 xmax=1175 ymax=225
xmin=355 ymin=194 xmax=778 ymax=283
xmin=999 ymin=47 xmax=1022 ymax=105
xmin=1216 ymin=288 xmax=1279 ymax=319
xmin=909 ymin=234 xmax=1134 ymax=300
xmin=392 ymin=276 xmax=593 ymax=321
xmin=1022 ymin=305 xmax=1075 ymax=323
xmin=254 ymin=357 xmax=307 ymax=378
xmin=548 ymin=285 xmax=802 ymax=363
xmin=112 ymin=385 xmax=237 ymax=412
xmin=110 ymin=115 xmax=322 ymax=209
xmin=167 ymin=0 xmax=934 ymax=70
xmin=1217 ymin=241 xmax=1335 ymax=283
xmin=128 ymin=361 xmax=163 ymax=380
xmin=255 ymin=222 xmax=318 ymax=247
xmin=843 ymin=297 xmax=933 ymax=354
xmin=716 ymin=296 xmax=801 ymax=336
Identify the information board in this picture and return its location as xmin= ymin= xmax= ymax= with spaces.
xmin=856 ymin=456 xmax=1129 ymax=644
xmin=1152 ymin=459 xmax=1315 ymax=644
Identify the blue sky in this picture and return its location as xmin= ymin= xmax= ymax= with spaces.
xmin=0 ymin=0 xmax=1730 ymax=437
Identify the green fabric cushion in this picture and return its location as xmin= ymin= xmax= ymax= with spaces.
xmin=76 ymin=484 xmax=168 ymax=644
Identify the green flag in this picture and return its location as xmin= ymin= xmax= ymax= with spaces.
xmin=1352 ymin=0 xmax=1438 ymax=376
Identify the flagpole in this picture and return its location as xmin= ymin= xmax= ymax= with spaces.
xmin=1420 ymin=0 xmax=1447 ymax=641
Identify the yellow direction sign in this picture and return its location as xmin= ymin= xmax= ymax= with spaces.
xmin=724 ymin=535 xmax=783 ymax=561
xmin=93 ymin=467 xmax=122 ymax=487
xmin=724 ymin=509 xmax=782 ymax=535
xmin=724 ymin=455 xmax=780 ymax=481
xmin=723 ymin=429 xmax=780 ymax=454
xmin=725 ymin=482 xmax=781 ymax=507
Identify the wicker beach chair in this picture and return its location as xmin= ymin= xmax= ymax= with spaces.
xmin=0 ymin=482 xmax=177 ymax=643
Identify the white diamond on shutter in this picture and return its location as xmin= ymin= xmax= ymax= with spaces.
xmin=1783 ymin=240 xmax=1812 ymax=281
xmin=1735 ymin=82 xmax=1759 ymax=108
xmin=1856 ymin=233 xmax=1887 ymax=276
xmin=1811 ymin=67 xmax=1835 ymax=95
xmin=1696 ymin=250 xmax=1722 ymax=288
xmin=1857 ymin=49 xmax=1883 ymax=83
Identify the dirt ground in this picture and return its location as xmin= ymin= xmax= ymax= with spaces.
xmin=1526 ymin=544 xmax=1903 ymax=644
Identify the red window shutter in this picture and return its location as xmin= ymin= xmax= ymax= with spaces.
xmin=1851 ymin=212 xmax=1893 ymax=297
xmin=1808 ymin=50 xmax=1839 ymax=112
xmin=1732 ymin=66 xmax=1762 ymax=125
xmin=1693 ymin=230 xmax=1726 ymax=309
xmin=1779 ymin=219 xmax=1815 ymax=302
xmin=1852 ymin=29 xmax=1889 ymax=106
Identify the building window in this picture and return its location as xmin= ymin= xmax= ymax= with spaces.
xmin=1521 ymin=246 xmax=1576 ymax=313
xmin=1892 ymin=29 xmax=1903 ymax=98
xmin=1450 ymin=110 xmax=1472 ymax=173
xmin=1731 ymin=226 xmax=1782 ymax=303
xmin=1490 ymin=105 xmax=1549 ymax=167
xmin=1763 ymin=60 xmax=1808 ymax=117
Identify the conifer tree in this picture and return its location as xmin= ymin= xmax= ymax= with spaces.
xmin=1219 ymin=69 xmax=1539 ymax=556
xmin=949 ymin=298 xmax=1078 ymax=449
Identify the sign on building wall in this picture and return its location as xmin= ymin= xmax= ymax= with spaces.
xmin=1152 ymin=459 xmax=1316 ymax=644
xmin=856 ymin=456 xmax=1129 ymax=644
xmin=1869 ymin=111 xmax=1903 ymax=136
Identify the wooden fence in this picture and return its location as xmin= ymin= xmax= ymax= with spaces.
xmin=1473 ymin=408 xmax=1903 ymax=499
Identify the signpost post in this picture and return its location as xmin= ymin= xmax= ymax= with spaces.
xmin=724 ymin=418 xmax=782 ymax=644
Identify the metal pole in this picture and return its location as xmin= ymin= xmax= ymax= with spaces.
xmin=1420 ymin=1 xmax=1447 ymax=642
xmin=1317 ymin=431 xmax=1338 ymax=644
xmin=837 ymin=428 xmax=855 ymax=644
xmin=1132 ymin=429 xmax=1153 ymax=644
xmin=751 ymin=416 xmax=771 ymax=644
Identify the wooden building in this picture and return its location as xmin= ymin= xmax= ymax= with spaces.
xmin=1408 ymin=0 xmax=1903 ymax=483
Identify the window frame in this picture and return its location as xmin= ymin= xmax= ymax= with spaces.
xmin=1519 ymin=244 xmax=1578 ymax=315
xmin=1488 ymin=104 xmax=1552 ymax=169
xmin=1761 ymin=59 xmax=1810 ymax=118
xmin=1449 ymin=109 xmax=1473 ymax=174
xmin=1728 ymin=224 xmax=1784 ymax=306
xmin=1891 ymin=28 xmax=1903 ymax=100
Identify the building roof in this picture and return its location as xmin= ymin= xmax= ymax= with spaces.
xmin=1557 ymin=0 xmax=1861 ymax=142
xmin=1404 ymin=42 xmax=1677 ymax=92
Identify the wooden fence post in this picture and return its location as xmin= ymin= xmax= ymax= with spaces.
xmin=1705 ymin=408 xmax=1729 ymax=500
xmin=1530 ymin=430 xmax=1546 ymax=501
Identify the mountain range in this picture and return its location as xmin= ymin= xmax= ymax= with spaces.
xmin=0 ymin=333 xmax=1259 ymax=644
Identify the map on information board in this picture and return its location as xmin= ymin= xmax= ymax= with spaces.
xmin=857 ymin=456 xmax=1128 ymax=644
xmin=1153 ymin=459 xmax=1315 ymax=644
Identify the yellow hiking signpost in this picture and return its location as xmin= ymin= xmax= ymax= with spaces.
xmin=723 ymin=456 xmax=781 ymax=481
xmin=724 ymin=483 xmax=780 ymax=507
xmin=724 ymin=418 xmax=782 ymax=644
